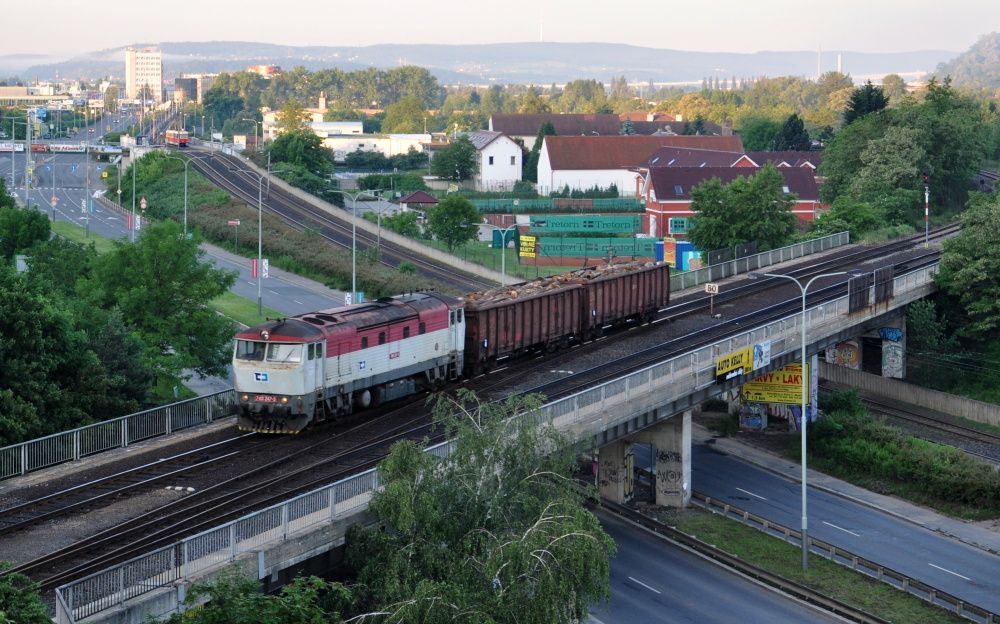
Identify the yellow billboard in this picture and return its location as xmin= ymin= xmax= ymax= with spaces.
xmin=518 ymin=234 xmax=537 ymax=258
xmin=715 ymin=347 xmax=752 ymax=383
xmin=740 ymin=363 xmax=810 ymax=404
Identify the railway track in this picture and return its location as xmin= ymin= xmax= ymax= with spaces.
xmin=186 ymin=148 xmax=494 ymax=293
xmin=5 ymin=226 xmax=949 ymax=597
xmin=821 ymin=385 xmax=1000 ymax=465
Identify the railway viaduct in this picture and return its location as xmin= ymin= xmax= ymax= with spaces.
xmin=52 ymin=257 xmax=939 ymax=623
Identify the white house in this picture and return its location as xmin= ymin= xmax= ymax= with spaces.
xmin=467 ymin=130 xmax=521 ymax=192
xmin=328 ymin=133 xmax=431 ymax=163
xmin=536 ymin=135 xmax=746 ymax=196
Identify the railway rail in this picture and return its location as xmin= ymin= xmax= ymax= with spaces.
xmin=186 ymin=149 xmax=494 ymax=293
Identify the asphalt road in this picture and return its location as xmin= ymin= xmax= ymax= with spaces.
xmin=589 ymin=509 xmax=842 ymax=624
xmin=692 ymin=444 xmax=1000 ymax=613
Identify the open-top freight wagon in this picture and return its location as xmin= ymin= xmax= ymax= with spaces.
xmin=463 ymin=261 xmax=670 ymax=374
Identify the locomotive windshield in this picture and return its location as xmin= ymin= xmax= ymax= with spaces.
xmin=235 ymin=340 xmax=265 ymax=361
xmin=265 ymin=343 xmax=302 ymax=363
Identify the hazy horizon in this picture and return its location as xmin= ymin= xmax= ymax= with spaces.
xmin=2 ymin=0 xmax=995 ymax=58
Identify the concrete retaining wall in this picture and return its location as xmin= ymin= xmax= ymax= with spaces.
xmin=236 ymin=156 xmax=507 ymax=286
xmin=819 ymin=361 xmax=1000 ymax=428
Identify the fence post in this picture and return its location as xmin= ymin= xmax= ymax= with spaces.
xmin=73 ymin=430 xmax=80 ymax=462
xmin=20 ymin=444 xmax=27 ymax=476
xmin=281 ymin=504 xmax=289 ymax=539
xmin=230 ymin=524 xmax=238 ymax=560
xmin=121 ymin=417 xmax=129 ymax=448
xmin=329 ymin=486 xmax=337 ymax=521
xmin=165 ymin=407 xmax=172 ymax=436
xmin=119 ymin=565 xmax=126 ymax=607
xmin=206 ymin=397 xmax=213 ymax=424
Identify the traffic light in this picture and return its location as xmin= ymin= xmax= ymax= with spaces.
xmin=922 ymin=171 xmax=929 ymax=184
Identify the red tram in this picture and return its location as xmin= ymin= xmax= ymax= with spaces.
xmin=165 ymin=129 xmax=190 ymax=147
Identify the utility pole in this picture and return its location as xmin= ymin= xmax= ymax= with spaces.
xmin=922 ymin=172 xmax=930 ymax=248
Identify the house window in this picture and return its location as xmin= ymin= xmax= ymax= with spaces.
xmin=674 ymin=185 xmax=684 ymax=196
xmin=669 ymin=218 xmax=688 ymax=234
xmin=782 ymin=185 xmax=790 ymax=194
xmin=488 ymin=156 xmax=494 ymax=165
xmin=510 ymin=156 xmax=515 ymax=165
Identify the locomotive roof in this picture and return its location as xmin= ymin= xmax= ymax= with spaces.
xmin=235 ymin=292 xmax=461 ymax=342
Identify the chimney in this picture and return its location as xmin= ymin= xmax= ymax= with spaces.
xmin=837 ymin=53 xmax=843 ymax=74
xmin=318 ymin=91 xmax=327 ymax=111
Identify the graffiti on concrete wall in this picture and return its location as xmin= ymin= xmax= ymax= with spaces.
xmin=882 ymin=342 xmax=904 ymax=378
xmin=879 ymin=327 xmax=903 ymax=342
xmin=825 ymin=339 xmax=861 ymax=369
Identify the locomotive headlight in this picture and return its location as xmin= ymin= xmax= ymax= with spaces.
xmin=281 ymin=397 xmax=288 ymax=404
xmin=241 ymin=394 xmax=249 ymax=401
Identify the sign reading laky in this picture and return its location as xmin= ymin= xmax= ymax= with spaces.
xmin=740 ymin=363 xmax=810 ymax=404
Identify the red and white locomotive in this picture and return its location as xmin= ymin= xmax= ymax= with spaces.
xmin=233 ymin=292 xmax=465 ymax=432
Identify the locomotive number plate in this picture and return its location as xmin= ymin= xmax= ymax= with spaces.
xmin=254 ymin=395 xmax=277 ymax=403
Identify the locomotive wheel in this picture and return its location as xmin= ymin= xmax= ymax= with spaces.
xmin=355 ymin=389 xmax=373 ymax=409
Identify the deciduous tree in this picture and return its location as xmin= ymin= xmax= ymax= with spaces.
xmin=382 ymin=95 xmax=427 ymax=134
xmin=346 ymin=390 xmax=614 ymax=623
xmin=0 ymin=201 xmax=50 ymax=260
xmin=430 ymin=136 xmax=478 ymax=182
xmin=426 ymin=195 xmax=481 ymax=251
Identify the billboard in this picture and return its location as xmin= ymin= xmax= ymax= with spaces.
xmin=740 ymin=363 xmax=810 ymax=405
xmin=518 ymin=234 xmax=536 ymax=258
xmin=716 ymin=340 xmax=771 ymax=384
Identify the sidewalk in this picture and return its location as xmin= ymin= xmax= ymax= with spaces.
xmin=199 ymin=240 xmax=345 ymax=301
xmin=693 ymin=423 xmax=1000 ymax=556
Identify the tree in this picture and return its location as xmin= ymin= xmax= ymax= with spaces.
xmin=0 ymin=201 xmax=50 ymax=260
xmin=844 ymin=81 xmax=889 ymax=125
xmin=619 ymin=119 xmax=635 ymax=135
xmin=381 ymin=211 xmax=422 ymax=238
xmin=738 ymin=117 xmax=783 ymax=151
xmin=345 ymin=390 xmax=614 ymax=623
xmin=381 ymin=95 xmax=427 ymax=134
xmin=849 ymin=126 xmax=925 ymax=197
xmin=686 ymin=164 xmax=797 ymax=252
xmin=276 ymin=100 xmax=309 ymax=134
xmin=772 ymin=113 xmax=811 ymax=150
xmin=430 ymin=137 xmax=478 ymax=182
xmin=936 ymin=194 xmax=1000 ymax=339
xmin=881 ymin=74 xmax=907 ymax=103
xmin=103 ymin=85 xmax=119 ymax=113
xmin=0 ymin=565 xmax=49 ymax=624
xmin=518 ymin=88 xmax=550 ymax=114
xmin=84 ymin=221 xmax=237 ymax=385
xmin=426 ymin=195 xmax=481 ymax=251
xmin=267 ymin=129 xmax=332 ymax=174
xmin=524 ymin=121 xmax=556 ymax=183
xmin=162 ymin=570 xmax=351 ymax=624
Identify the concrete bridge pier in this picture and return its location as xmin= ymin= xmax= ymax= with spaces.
xmin=598 ymin=410 xmax=691 ymax=508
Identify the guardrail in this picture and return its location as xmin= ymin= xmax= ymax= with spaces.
xmin=0 ymin=390 xmax=235 ymax=482
xmin=54 ymin=263 xmax=937 ymax=622
xmin=55 ymin=440 xmax=451 ymax=623
xmin=692 ymin=492 xmax=997 ymax=624
xmin=670 ymin=231 xmax=850 ymax=292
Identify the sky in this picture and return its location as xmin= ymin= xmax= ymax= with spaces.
xmin=3 ymin=0 xmax=998 ymax=58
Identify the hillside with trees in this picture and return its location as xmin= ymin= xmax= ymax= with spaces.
xmin=933 ymin=32 xmax=1000 ymax=94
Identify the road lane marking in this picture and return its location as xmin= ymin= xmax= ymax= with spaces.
xmin=268 ymin=289 xmax=280 ymax=295
xmin=293 ymin=299 xmax=303 ymax=305
xmin=822 ymin=521 xmax=861 ymax=537
xmin=735 ymin=487 xmax=767 ymax=500
xmin=627 ymin=576 xmax=661 ymax=594
xmin=928 ymin=563 xmax=971 ymax=581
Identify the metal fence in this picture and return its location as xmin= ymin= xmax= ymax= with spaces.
xmin=670 ymin=231 xmax=850 ymax=292
xmin=0 ymin=390 xmax=236 ymax=482
xmin=54 ymin=262 xmax=938 ymax=623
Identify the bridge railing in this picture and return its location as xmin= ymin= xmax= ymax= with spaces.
xmin=54 ymin=262 xmax=938 ymax=623
xmin=670 ymin=231 xmax=849 ymax=292
xmin=0 ymin=390 xmax=236 ymax=482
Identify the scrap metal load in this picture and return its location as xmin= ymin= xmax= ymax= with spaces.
xmin=463 ymin=261 xmax=670 ymax=374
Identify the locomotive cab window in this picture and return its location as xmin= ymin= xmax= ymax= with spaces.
xmin=457 ymin=309 xmax=463 ymax=322
xmin=235 ymin=340 xmax=266 ymax=361
xmin=265 ymin=343 xmax=302 ymax=363
xmin=316 ymin=343 xmax=323 ymax=358
xmin=378 ymin=331 xmax=386 ymax=345
xmin=307 ymin=344 xmax=314 ymax=360
xmin=449 ymin=311 xmax=455 ymax=325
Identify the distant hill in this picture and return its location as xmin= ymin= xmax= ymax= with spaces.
xmin=24 ymin=41 xmax=955 ymax=85
xmin=933 ymin=32 xmax=1000 ymax=92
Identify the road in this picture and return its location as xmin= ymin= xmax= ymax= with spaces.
xmin=2 ymin=117 xmax=342 ymax=319
xmin=589 ymin=509 xmax=842 ymax=623
xmin=692 ymin=444 xmax=1000 ymax=613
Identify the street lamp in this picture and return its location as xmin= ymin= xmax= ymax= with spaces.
xmin=747 ymin=269 xmax=861 ymax=570
xmin=239 ymin=117 xmax=260 ymax=152
xmin=161 ymin=154 xmax=190 ymax=236
xmin=478 ymin=222 xmax=520 ymax=286
xmin=327 ymin=189 xmax=380 ymax=305
xmin=228 ymin=166 xmax=293 ymax=315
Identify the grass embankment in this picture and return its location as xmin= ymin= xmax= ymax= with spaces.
xmin=420 ymin=238 xmax=579 ymax=280
xmin=50 ymin=218 xmax=281 ymax=327
xmin=651 ymin=507 xmax=965 ymax=624
xmin=107 ymin=156 xmax=434 ymax=298
xmin=803 ymin=391 xmax=1000 ymax=521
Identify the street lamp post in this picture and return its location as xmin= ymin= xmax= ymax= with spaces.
xmin=327 ymin=189 xmax=380 ymax=305
xmin=748 ymin=269 xmax=857 ymax=570
xmin=479 ymin=222 xmax=520 ymax=286
xmin=162 ymin=154 xmax=190 ymax=236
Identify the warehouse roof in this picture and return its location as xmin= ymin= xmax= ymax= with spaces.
xmin=543 ymin=135 xmax=745 ymax=170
